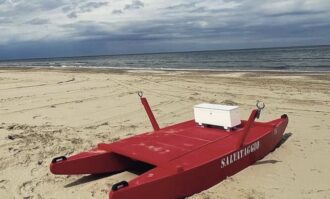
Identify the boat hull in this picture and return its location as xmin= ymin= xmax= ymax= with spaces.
xmin=109 ymin=116 xmax=288 ymax=199
xmin=50 ymin=113 xmax=288 ymax=199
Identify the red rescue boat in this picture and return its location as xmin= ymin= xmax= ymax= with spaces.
xmin=50 ymin=92 xmax=289 ymax=199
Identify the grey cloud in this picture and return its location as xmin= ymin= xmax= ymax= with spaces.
xmin=166 ymin=2 xmax=197 ymax=10
xmin=0 ymin=16 xmax=13 ymax=24
xmin=1 ymin=0 xmax=330 ymax=59
xmin=112 ymin=9 xmax=123 ymax=14
xmin=124 ymin=0 xmax=144 ymax=10
xmin=265 ymin=10 xmax=326 ymax=17
xmin=27 ymin=18 xmax=50 ymax=25
xmin=67 ymin=12 xmax=78 ymax=18
xmin=79 ymin=2 xmax=108 ymax=12
xmin=60 ymin=21 xmax=114 ymax=40
xmin=62 ymin=1 xmax=109 ymax=18
xmin=31 ymin=2 xmax=330 ymax=45
xmin=0 ymin=0 xmax=75 ymax=21
xmin=189 ymin=6 xmax=207 ymax=13
xmin=38 ymin=0 xmax=66 ymax=11
xmin=61 ymin=18 xmax=247 ymax=42
xmin=61 ymin=6 xmax=72 ymax=12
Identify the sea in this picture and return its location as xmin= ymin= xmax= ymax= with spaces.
xmin=0 ymin=45 xmax=329 ymax=72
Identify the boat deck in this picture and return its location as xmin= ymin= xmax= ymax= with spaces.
xmin=106 ymin=121 xmax=229 ymax=165
xmin=100 ymin=120 xmax=274 ymax=166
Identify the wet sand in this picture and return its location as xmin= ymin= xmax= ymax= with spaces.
xmin=0 ymin=68 xmax=329 ymax=199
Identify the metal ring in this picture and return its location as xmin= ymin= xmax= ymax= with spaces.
xmin=137 ymin=91 xmax=143 ymax=97
xmin=256 ymin=100 xmax=265 ymax=110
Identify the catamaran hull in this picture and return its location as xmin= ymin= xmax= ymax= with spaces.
xmin=50 ymin=94 xmax=288 ymax=199
xmin=109 ymin=116 xmax=288 ymax=199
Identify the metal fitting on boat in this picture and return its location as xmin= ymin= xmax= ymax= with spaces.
xmin=138 ymin=91 xmax=143 ymax=98
xmin=112 ymin=181 xmax=129 ymax=191
xmin=51 ymin=156 xmax=67 ymax=163
xmin=256 ymin=100 xmax=265 ymax=110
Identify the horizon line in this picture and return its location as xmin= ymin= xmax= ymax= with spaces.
xmin=1 ymin=44 xmax=329 ymax=62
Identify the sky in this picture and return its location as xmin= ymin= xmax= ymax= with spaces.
xmin=0 ymin=0 xmax=330 ymax=59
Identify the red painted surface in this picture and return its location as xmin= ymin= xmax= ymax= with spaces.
xmin=50 ymin=99 xmax=288 ymax=199
xmin=140 ymin=96 xmax=160 ymax=131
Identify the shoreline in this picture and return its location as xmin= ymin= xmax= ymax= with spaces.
xmin=1 ymin=66 xmax=330 ymax=75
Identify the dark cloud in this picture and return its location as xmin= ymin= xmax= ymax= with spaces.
xmin=60 ymin=13 xmax=330 ymax=47
xmin=1 ymin=27 xmax=329 ymax=60
xmin=61 ymin=21 xmax=113 ymax=39
xmin=124 ymin=0 xmax=144 ymax=10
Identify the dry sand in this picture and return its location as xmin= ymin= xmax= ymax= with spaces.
xmin=0 ymin=68 xmax=329 ymax=199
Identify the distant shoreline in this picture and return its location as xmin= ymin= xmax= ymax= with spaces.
xmin=1 ymin=44 xmax=329 ymax=62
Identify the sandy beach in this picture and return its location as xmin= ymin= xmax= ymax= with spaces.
xmin=0 ymin=68 xmax=329 ymax=199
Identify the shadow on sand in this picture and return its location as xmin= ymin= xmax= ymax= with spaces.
xmin=64 ymin=161 xmax=154 ymax=188
xmin=65 ymin=173 xmax=116 ymax=188
xmin=276 ymin=132 xmax=293 ymax=148
xmin=254 ymin=132 xmax=292 ymax=166
xmin=254 ymin=159 xmax=281 ymax=165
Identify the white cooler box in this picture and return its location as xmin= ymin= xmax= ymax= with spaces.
xmin=194 ymin=103 xmax=241 ymax=129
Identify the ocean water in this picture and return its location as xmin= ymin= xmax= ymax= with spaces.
xmin=0 ymin=45 xmax=330 ymax=72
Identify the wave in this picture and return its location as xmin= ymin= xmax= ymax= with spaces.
xmin=9 ymin=65 xmax=326 ymax=73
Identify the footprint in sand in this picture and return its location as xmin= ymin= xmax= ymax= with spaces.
xmin=19 ymin=181 xmax=35 ymax=198
xmin=0 ymin=179 xmax=9 ymax=189
xmin=30 ymin=165 xmax=41 ymax=177
xmin=32 ymin=115 xmax=41 ymax=119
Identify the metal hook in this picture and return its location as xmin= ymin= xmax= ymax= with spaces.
xmin=256 ymin=100 xmax=265 ymax=110
xmin=137 ymin=91 xmax=143 ymax=98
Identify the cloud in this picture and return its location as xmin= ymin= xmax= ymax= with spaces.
xmin=79 ymin=1 xmax=109 ymax=12
xmin=61 ymin=1 xmax=109 ymax=18
xmin=0 ymin=16 xmax=13 ymax=24
xmin=0 ymin=0 xmax=330 ymax=59
xmin=61 ymin=6 xmax=72 ymax=13
xmin=265 ymin=10 xmax=326 ymax=17
xmin=112 ymin=9 xmax=123 ymax=14
xmin=67 ymin=12 xmax=78 ymax=18
xmin=165 ymin=2 xmax=197 ymax=10
xmin=124 ymin=0 xmax=144 ymax=10
xmin=27 ymin=18 xmax=50 ymax=25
